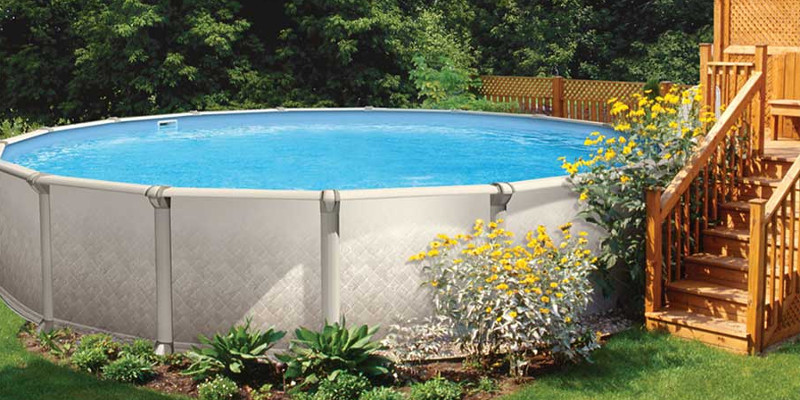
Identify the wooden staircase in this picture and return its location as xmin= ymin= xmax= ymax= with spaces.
xmin=645 ymin=45 xmax=800 ymax=354
xmin=646 ymin=144 xmax=800 ymax=353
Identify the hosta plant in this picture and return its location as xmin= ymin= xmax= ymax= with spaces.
xmin=102 ymin=354 xmax=156 ymax=383
xmin=410 ymin=219 xmax=599 ymax=376
xmin=278 ymin=319 xmax=391 ymax=387
xmin=560 ymin=86 xmax=712 ymax=305
xmin=185 ymin=317 xmax=285 ymax=381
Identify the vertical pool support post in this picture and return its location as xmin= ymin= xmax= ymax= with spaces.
xmin=27 ymin=173 xmax=54 ymax=332
xmin=491 ymin=182 xmax=514 ymax=225
xmin=320 ymin=190 xmax=341 ymax=325
xmin=146 ymin=186 xmax=174 ymax=355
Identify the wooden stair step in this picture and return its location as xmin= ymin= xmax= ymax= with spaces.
xmin=645 ymin=308 xmax=749 ymax=353
xmin=684 ymin=253 xmax=748 ymax=272
xmin=703 ymin=227 xmax=750 ymax=241
xmin=666 ymin=280 xmax=748 ymax=304
xmin=646 ymin=308 xmax=747 ymax=338
xmin=645 ymin=308 xmax=749 ymax=351
xmin=740 ymin=176 xmax=781 ymax=187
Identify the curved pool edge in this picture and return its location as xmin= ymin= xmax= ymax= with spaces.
xmin=0 ymin=108 xmax=611 ymax=351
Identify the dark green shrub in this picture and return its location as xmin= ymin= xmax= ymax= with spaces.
xmin=119 ymin=338 xmax=157 ymax=363
xmin=185 ymin=317 xmax=285 ymax=381
xmin=71 ymin=347 xmax=110 ymax=373
xmin=360 ymin=387 xmax=405 ymax=400
xmin=409 ymin=377 xmax=462 ymax=400
xmin=102 ymin=354 xmax=155 ymax=383
xmin=198 ymin=375 xmax=239 ymax=400
xmin=278 ymin=319 xmax=391 ymax=387
xmin=315 ymin=372 xmax=372 ymax=400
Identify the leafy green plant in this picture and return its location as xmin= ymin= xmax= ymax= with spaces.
xmin=314 ymin=372 xmax=372 ymax=400
xmin=36 ymin=328 xmax=73 ymax=357
xmin=469 ymin=377 xmax=498 ymax=395
xmin=0 ymin=117 xmax=41 ymax=139
xmin=76 ymin=333 xmax=119 ymax=357
xmin=102 ymin=354 xmax=155 ymax=383
xmin=185 ymin=317 xmax=285 ymax=381
xmin=198 ymin=375 xmax=239 ymax=400
xmin=252 ymin=384 xmax=274 ymax=400
xmin=409 ymin=377 xmax=462 ymax=400
xmin=71 ymin=347 xmax=110 ymax=373
xmin=119 ymin=338 xmax=157 ymax=363
xmin=359 ymin=387 xmax=405 ymax=400
xmin=278 ymin=319 xmax=391 ymax=387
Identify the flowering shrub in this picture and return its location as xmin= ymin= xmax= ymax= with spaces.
xmin=410 ymin=220 xmax=599 ymax=376
xmin=559 ymin=87 xmax=712 ymax=305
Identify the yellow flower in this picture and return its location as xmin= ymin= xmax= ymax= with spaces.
xmin=427 ymin=249 xmax=440 ymax=257
xmin=565 ymin=316 xmax=572 ymax=323
xmin=452 ymin=258 xmax=463 ymax=264
xmin=430 ymin=280 xmax=439 ymax=287
xmin=540 ymin=308 xmax=550 ymax=314
xmin=620 ymin=175 xmax=631 ymax=184
xmin=486 ymin=307 xmax=493 ymax=313
xmin=496 ymin=283 xmax=509 ymax=290
xmin=550 ymin=282 xmax=559 ymax=288
xmin=509 ymin=311 xmax=518 ymax=319
xmin=541 ymin=296 xmax=550 ymax=303
xmin=556 ymin=292 xmax=564 ymax=298
xmin=579 ymin=191 xmax=588 ymax=201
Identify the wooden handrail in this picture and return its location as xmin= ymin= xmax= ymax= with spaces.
xmin=707 ymin=61 xmax=754 ymax=67
xmin=764 ymin=157 xmax=800 ymax=220
xmin=659 ymin=72 xmax=764 ymax=218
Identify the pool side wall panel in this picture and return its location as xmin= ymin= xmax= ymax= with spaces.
xmin=169 ymin=196 xmax=322 ymax=345
xmin=49 ymin=185 xmax=157 ymax=338
xmin=338 ymin=192 xmax=492 ymax=330
xmin=0 ymin=171 xmax=42 ymax=320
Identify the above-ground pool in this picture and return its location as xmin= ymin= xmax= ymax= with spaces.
xmin=0 ymin=109 xmax=610 ymax=353
xmin=2 ymin=110 xmax=601 ymax=190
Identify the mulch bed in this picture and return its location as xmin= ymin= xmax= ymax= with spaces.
xmin=17 ymin=311 xmax=633 ymax=399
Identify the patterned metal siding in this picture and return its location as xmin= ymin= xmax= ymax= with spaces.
xmin=0 ymin=172 xmax=42 ymax=314
xmin=170 ymin=197 xmax=322 ymax=344
xmin=339 ymin=194 xmax=491 ymax=330
xmin=49 ymin=185 xmax=156 ymax=338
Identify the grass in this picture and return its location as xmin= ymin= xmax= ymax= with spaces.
xmin=503 ymin=327 xmax=800 ymax=400
xmin=2 ymin=300 xmax=800 ymax=400
xmin=0 ymin=302 xmax=185 ymax=400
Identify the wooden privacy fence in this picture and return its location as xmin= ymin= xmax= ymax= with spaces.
xmin=479 ymin=76 xmax=683 ymax=124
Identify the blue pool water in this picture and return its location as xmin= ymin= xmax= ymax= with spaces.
xmin=2 ymin=110 xmax=609 ymax=190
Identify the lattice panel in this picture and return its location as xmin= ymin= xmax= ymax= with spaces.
xmin=765 ymin=292 xmax=800 ymax=348
xmin=479 ymin=76 xmax=552 ymax=98
xmin=730 ymin=0 xmax=800 ymax=47
xmin=563 ymin=80 xmax=645 ymax=123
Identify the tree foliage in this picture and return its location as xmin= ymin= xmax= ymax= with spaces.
xmin=0 ymin=0 xmax=712 ymax=125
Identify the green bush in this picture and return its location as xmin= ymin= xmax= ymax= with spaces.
xmin=198 ymin=375 xmax=239 ymax=400
xmin=315 ymin=372 xmax=372 ymax=400
xmin=119 ymin=338 xmax=157 ymax=363
xmin=278 ymin=319 xmax=391 ymax=387
xmin=409 ymin=377 xmax=462 ymax=400
xmin=102 ymin=354 xmax=155 ymax=383
xmin=71 ymin=347 xmax=110 ymax=373
xmin=185 ymin=317 xmax=285 ymax=381
xmin=360 ymin=387 xmax=405 ymax=400
xmin=76 ymin=333 xmax=119 ymax=357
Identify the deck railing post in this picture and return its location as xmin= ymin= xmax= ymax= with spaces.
xmin=645 ymin=188 xmax=664 ymax=313
xmin=753 ymin=44 xmax=768 ymax=157
xmin=746 ymin=199 xmax=767 ymax=354
xmin=490 ymin=182 xmax=514 ymax=224
xmin=27 ymin=173 xmax=53 ymax=332
xmin=320 ymin=190 xmax=341 ymax=325
xmin=700 ymin=44 xmax=712 ymax=110
xmin=146 ymin=186 xmax=174 ymax=355
xmin=552 ymin=76 xmax=565 ymax=118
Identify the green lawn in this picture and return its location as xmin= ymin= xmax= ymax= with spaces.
xmin=503 ymin=328 xmax=800 ymax=400
xmin=0 ymin=303 xmax=185 ymax=400
xmin=2 ymin=300 xmax=799 ymax=400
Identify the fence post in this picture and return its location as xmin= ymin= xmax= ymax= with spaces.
xmin=753 ymin=44 xmax=768 ymax=157
xmin=645 ymin=188 xmax=663 ymax=314
xmin=490 ymin=183 xmax=514 ymax=224
xmin=146 ymin=186 xmax=174 ymax=355
xmin=659 ymin=81 xmax=674 ymax=96
xmin=320 ymin=190 xmax=341 ymax=325
xmin=27 ymin=173 xmax=53 ymax=332
xmin=746 ymin=199 xmax=767 ymax=354
xmin=700 ymin=44 xmax=713 ymax=110
xmin=552 ymin=76 xmax=565 ymax=118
